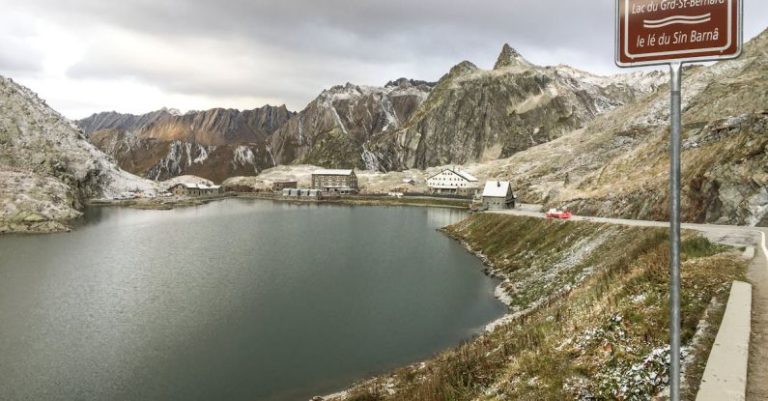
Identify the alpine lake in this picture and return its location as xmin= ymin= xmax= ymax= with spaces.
xmin=0 ymin=199 xmax=506 ymax=401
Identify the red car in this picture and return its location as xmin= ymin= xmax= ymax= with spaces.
xmin=545 ymin=208 xmax=572 ymax=219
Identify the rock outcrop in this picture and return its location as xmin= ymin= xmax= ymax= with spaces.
xmin=494 ymin=43 xmax=531 ymax=70
xmin=0 ymin=76 xmax=155 ymax=233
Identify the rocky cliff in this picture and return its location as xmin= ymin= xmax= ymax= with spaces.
xmin=269 ymin=78 xmax=434 ymax=170
xmin=0 ymin=76 xmax=155 ymax=233
xmin=79 ymin=106 xmax=294 ymax=182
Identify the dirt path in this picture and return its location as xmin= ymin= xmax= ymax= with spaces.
xmin=747 ymin=229 xmax=768 ymax=401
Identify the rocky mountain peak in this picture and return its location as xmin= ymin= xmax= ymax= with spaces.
xmin=494 ymin=43 xmax=531 ymax=70
xmin=160 ymin=107 xmax=182 ymax=116
xmin=446 ymin=61 xmax=479 ymax=78
xmin=323 ymin=82 xmax=363 ymax=97
xmin=384 ymin=78 xmax=437 ymax=89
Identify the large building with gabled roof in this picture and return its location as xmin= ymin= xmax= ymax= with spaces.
xmin=426 ymin=167 xmax=480 ymax=196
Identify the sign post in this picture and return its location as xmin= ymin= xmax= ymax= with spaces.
xmin=616 ymin=1 xmax=742 ymax=400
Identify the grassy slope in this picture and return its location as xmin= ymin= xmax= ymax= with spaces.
xmin=339 ymin=214 xmax=744 ymax=401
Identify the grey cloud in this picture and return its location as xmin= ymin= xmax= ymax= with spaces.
xmin=0 ymin=48 xmax=42 ymax=74
xmin=0 ymin=12 xmax=44 ymax=74
xmin=63 ymin=32 xmax=392 ymax=109
xmin=7 ymin=0 xmax=768 ymax=112
xmin=31 ymin=0 xmax=617 ymax=61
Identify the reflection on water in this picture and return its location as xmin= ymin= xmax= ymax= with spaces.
xmin=426 ymin=206 xmax=469 ymax=228
xmin=0 ymin=199 xmax=504 ymax=401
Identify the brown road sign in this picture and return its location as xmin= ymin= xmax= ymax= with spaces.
xmin=616 ymin=0 xmax=742 ymax=67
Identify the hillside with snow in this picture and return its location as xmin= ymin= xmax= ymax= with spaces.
xmin=363 ymin=44 xmax=666 ymax=171
xmin=268 ymin=45 xmax=666 ymax=172
xmin=465 ymin=28 xmax=768 ymax=226
xmin=0 ymin=76 xmax=156 ymax=233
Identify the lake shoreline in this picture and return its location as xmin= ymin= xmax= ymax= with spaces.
xmin=314 ymin=222 xmax=513 ymax=401
xmin=0 ymin=193 xmax=472 ymax=236
xmin=0 ymin=194 xmax=238 ymax=235
xmin=439 ymin=227 xmax=521 ymax=330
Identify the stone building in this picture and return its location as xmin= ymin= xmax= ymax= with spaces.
xmin=311 ymin=169 xmax=358 ymax=194
xmin=481 ymin=180 xmax=515 ymax=210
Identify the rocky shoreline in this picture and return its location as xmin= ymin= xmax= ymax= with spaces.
xmin=88 ymin=193 xmax=237 ymax=210
xmin=440 ymin=229 xmax=549 ymax=332
xmin=0 ymin=219 xmax=73 ymax=235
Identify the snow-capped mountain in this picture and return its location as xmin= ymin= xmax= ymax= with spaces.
xmin=469 ymin=29 xmax=768 ymax=225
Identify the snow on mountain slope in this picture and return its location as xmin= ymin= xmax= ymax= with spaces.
xmin=0 ymin=75 xmax=156 ymax=232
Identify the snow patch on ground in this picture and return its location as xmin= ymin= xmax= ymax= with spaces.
xmin=483 ymin=228 xmax=616 ymax=332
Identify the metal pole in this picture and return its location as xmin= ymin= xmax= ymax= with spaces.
xmin=669 ymin=62 xmax=682 ymax=401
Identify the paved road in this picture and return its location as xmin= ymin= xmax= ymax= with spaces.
xmin=493 ymin=207 xmax=766 ymax=249
xmin=489 ymin=208 xmax=768 ymax=400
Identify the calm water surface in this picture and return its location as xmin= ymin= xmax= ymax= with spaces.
xmin=0 ymin=199 xmax=505 ymax=401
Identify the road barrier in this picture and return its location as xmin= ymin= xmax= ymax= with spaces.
xmin=696 ymin=281 xmax=752 ymax=401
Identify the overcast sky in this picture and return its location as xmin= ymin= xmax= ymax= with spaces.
xmin=1 ymin=0 xmax=766 ymax=119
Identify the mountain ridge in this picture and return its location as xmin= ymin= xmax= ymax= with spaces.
xmin=365 ymin=47 xmax=666 ymax=170
xmin=79 ymin=44 xmax=666 ymax=179
xmin=267 ymin=46 xmax=665 ymax=172
xmin=78 ymin=105 xmax=295 ymax=182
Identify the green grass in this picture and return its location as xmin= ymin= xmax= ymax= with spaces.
xmin=681 ymin=236 xmax=730 ymax=259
